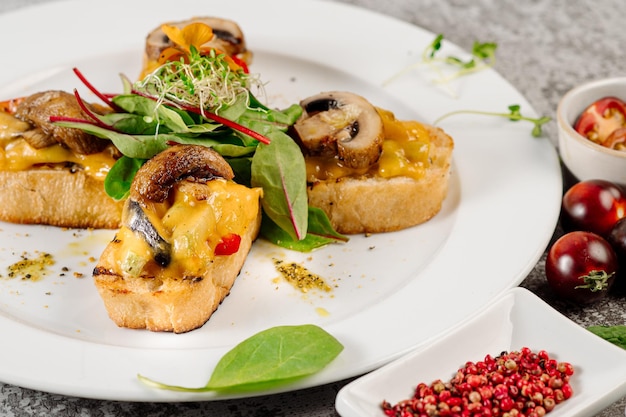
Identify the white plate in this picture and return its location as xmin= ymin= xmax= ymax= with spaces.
xmin=0 ymin=0 xmax=562 ymax=402
xmin=335 ymin=287 xmax=626 ymax=417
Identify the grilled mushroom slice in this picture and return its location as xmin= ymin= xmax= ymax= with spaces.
xmin=129 ymin=144 xmax=234 ymax=203
xmin=145 ymin=16 xmax=252 ymax=64
xmin=293 ymin=91 xmax=384 ymax=169
xmin=14 ymin=90 xmax=108 ymax=154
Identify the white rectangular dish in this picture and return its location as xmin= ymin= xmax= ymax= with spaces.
xmin=335 ymin=287 xmax=626 ymax=417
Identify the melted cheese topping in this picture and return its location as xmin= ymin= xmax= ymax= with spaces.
xmin=305 ymin=108 xmax=432 ymax=182
xmin=112 ymin=179 xmax=262 ymax=279
xmin=0 ymin=112 xmax=117 ymax=180
xmin=0 ymin=138 xmax=118 ymax=180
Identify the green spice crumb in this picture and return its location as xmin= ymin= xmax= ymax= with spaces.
xmin=273 ymin=258 xmax=331 ymax=293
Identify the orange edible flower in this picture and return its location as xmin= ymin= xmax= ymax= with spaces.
xmin=156 ymin=22 xmax=244 ymax=72
xmin=161 ymin=22 xmax=214 ymax=53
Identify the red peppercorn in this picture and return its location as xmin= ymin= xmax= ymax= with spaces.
xmin=380 ymin=348 xmax=575 ymax=417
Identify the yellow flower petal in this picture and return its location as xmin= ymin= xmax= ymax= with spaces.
xmin=182 ymin=22 xmax=214 ymax=48
xmin=161 ymin=22 xmax=214 ymax=52
xmin=161 ymin=24 xmax=187 ymax=49
xmin=157 ymin=47 xmax=185 ymax=65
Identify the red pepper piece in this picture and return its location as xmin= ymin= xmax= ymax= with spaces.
xmin=214 ymin=233 xmax=241 ymax=256
xmin=603 ymin=126 xmax=626 ymax=149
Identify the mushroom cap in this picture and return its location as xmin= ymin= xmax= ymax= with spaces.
xmin=130 ymin=144 xmax=234 ymax=203
xmin=294 ymin=91 xmax=384 ymax=169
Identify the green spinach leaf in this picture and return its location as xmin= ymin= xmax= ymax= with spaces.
xmin=137 ymin=324 xmax=343 ymax=393
xmin=251 ymin=131 xmax=308 ymax=241
xmin=104 ymin=156 xmax=146 ymax=201
xmin=260 ymin=208 xmax=348 ymax=252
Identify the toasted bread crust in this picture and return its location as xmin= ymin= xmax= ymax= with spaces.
xmin=0 ymin=169 xmax=123 ymax=229
xmin=93 ymin=197 xmax=261 ymax=334
xmin=306 ymin=124 xmax=454 ymax=234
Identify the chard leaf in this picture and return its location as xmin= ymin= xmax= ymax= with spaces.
xmin=211 ymin=143 xmax=256 ymax=158
xmin=217 ymin=92 xmax=250 ymax=121
xmin=53 ymin=121 xmax=170 ymax=159
xmin=137 ymin=325 xmax=343 ymax=393
xmin=227 ymin=157 xmax=253 ymax=187
xmin=112 ymin=94 xmax=191 ymax=133
xmin=186 ymin=123 xmax=221 ymax=134
xmin=261 ymin=208 xmax=348 ymax=252
xmin=104 ymin=156 xmax=145 ymax=200
xmin=98 ymin=112 xmax=163 ymax=135
xmin=251 ymin=131 xmax=308 ymax=241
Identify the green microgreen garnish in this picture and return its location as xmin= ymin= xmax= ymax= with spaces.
xmin=136 ymin=45 xmax=260 ymax=115
xmin=384 ymin=34 xmax=497 ymax=97
xmin=433 ymin=104 xmax=551 ymax=137
xmin=137 ymin=324 xmax=344 ymax=393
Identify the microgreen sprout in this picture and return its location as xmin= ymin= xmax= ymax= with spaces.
xmin=384 ymin=34 xmax=497 ymax=97
xmin=433 ymin=104 xmax=551 ymax=137
xmin=135 ymin=45 xmax=262 ymax=115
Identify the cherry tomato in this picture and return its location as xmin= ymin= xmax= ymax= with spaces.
xmin=574 ymin=96 xmax=626 ymax=149
xmin=608 ymin=217 xmax=626 ymax=262
xmin=545 ymin=231 xmax=618 ymax=304
xmin=607 ymin=217 xmax=626 ymax=292
xmin=214 ymin=233 xmax=241 ymax=256
xmin=561 ymin=179 xmax=626 ymax=237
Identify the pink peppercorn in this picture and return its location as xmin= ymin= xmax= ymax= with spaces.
xmin=381 ymin=348 xmax=574 ymax=417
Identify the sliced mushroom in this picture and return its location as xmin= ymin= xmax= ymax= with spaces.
xmin=293 ymin=91 xmax=384 ymax=169
xmin=14 ymin=90 xmax=108 ymax=154
xmin=145 ymin=17 xmax=252 ymax=64
xmin=130 ymin=144 xmax=234 ymax=203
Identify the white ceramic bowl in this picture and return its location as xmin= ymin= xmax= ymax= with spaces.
xmin=335 ymin=288 xmax=626 ymax=417
xmin=557 ymin=77 xmax=626 ymax=186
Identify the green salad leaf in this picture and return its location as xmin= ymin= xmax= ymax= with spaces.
xmin=104 ymin=156 xmax=145 ymax=201
xmin=56 ymin=47 xmax=347 ymax=251
xmin=260 ymin=208 xmax=348 ymax=252
xmin=251 ymin=130 xmax=308 ymax=241
xmin=137 ymin=324 xmax=344 ymax=393
xmin=588 ymin=325 xmax=626 ymax=350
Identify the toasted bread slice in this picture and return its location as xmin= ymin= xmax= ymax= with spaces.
xmin=306 ymin=124 xmax=454 ymax=234
xmin=0 ymin=169 xmax=123 ymax=229
xmin=93 ymin=145 xmax=262 ymax=333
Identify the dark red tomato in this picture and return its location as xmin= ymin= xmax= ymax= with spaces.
xmin=574 ymin=96 xmax=626 ymax=149
xmin=561 ymin=179 xmax=626 ymax=237
xmin=545 ymin=231 xmax=618 ymax=304
xmin=214 ymin=233 xmax=241 ymax=256
xmin=608 ymin=217 xmax=626 ymax=262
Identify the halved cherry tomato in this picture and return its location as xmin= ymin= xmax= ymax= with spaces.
xmin=545 ymin=231 xmax=618 ymax=304
xmin=604 ymin=126 xmax=626 ymax=150
xmin=214 ymin=233 xmax=241 ymax=256
xmin=561 ymin=179 xmax=626 ymax=238
xmin=574 ymin=96 xmax=626 ymax=149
